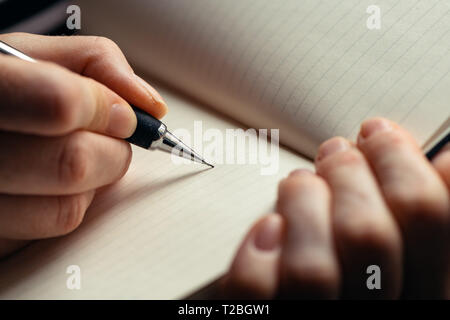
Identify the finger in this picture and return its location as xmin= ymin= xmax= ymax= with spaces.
xmin=357 ymin=118 xmax=450 ymax=299
xmin=0 ymin=191 xmax=95 ymax=239
xmin=432 ymin=144 xmax=450 ymax=285
xmin=432 ymin=142 xmax=450 ymax=189
xmin=223 ymin=214 xmax=283 ymax=299
xmin=0 ymin=33 xmax=167 ymax=118
xmin=0 ymin=131 xmax=132 ymax=195
xmin=276 ymin=170 xmax=340 ymax=299
xmin=316 ymin=137 xmax=403 ymax=299
xmin=0 ymin=55 xmax=139 ymax=138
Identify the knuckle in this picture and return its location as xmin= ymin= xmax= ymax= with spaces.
xmin=91 ymin=36 xmax=121 ymax=55
xmin=318 ymin=148 xmax=365 ymax=176
xmin=279 ymin=173 xmax=325 ymax=195
xmin=386 ymin=185 xmax=449 ymax=226
xmin=338 ymin=219 xmax=399 ymax=255
xmin=278 ymin=174 xmax=328 ymax=206
xmin=58 ymin=132 xmax=91 ymax=188
xmin=40 ymin=67 xmax=81 ymax=133
xmin=228 ymin=269 xmax=272 ymax=299
xmin=49 ymin=90 xmax=79 ymax=132
xmin=367 ymin=129 xmax=406 ymax=151
xmin=56 ymin=194 xmax=87 ymax=235
xmin=332 ymin=149 xmax=364 ymax=167
xmin=282 ymin=259 xmax=339 ymax=298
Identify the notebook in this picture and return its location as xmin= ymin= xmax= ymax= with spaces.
xmin=0 ymin=0 xmax=448 ymax=299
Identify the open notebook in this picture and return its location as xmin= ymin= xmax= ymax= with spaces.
xmin=0 ymin=0 xmax=448 ymax=299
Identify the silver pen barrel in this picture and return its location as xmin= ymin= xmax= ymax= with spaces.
xmin=148 ymin=124 xmax=213 ymax=167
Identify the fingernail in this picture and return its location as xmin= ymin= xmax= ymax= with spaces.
xmin=135 ymin=75 xmax=168 ymax=117
xmin=106 ymin=103 xmax=137 ymax=138
xmin=360 ymin=118 xmax=392 ymax=139
xmin=253 ymin=215 xmax=283 ymax=251
xmin=317 ymin=137 xmax=350 ymax=161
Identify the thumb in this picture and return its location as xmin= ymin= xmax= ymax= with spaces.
xmin=222 ymin=214 xmax=283 ymax=299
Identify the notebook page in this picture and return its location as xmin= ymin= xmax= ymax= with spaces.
xmin=79 ymin=0 xmax=450 ymax=158
xmin=0 ymin=83 xmax=310 ymax=299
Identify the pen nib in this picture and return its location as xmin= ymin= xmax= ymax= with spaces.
xmin=202 ymin=160 xmax=214 ymax=168
xmin=160 ymin=131 xmax=214 ymax=168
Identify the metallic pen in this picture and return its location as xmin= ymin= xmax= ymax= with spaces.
xmin=0 ymin=40 xmax=213 ymax=168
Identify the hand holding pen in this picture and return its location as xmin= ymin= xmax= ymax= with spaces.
xmin=0 ymin=33 xmax=175 ymax=255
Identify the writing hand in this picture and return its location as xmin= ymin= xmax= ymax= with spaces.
xmin=0 ymin=33 xmax=167 ymax=258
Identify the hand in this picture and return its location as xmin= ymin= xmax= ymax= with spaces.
xmin=223 ymin=118 xmax=449 ymax=299
xmin=0 ymin=33 xmax=167 ymax=258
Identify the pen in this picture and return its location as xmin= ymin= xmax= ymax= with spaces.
xmin=426 ymin=132 xmax=449 ymax=160
xmin=0 ymin=40 xmax=214 ymax=168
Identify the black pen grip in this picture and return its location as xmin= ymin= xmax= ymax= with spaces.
xmin=426 ymin=132 xmax=449 ymax=160
xmin=126 ymin=106 xmax=163 ymax=149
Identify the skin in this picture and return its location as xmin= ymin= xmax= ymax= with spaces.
xmin=1 ymin=33 xmax=448 ymax=299
xmin=223 ymin=119 xmax=450 ymax=299
xmin=0 ymin=33 xmax=167 ymax=256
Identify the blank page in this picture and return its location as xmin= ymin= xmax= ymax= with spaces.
xmin=0 ymin=84 xmax=310 ymax=299
xmin=79 ymin=0 xmax=450 ymax=158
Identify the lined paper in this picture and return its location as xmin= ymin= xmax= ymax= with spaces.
xmin=80 ymin=0 xmax=449 ymax=158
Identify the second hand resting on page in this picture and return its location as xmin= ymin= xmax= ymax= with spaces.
xmin=0 ymin=33 xmax=448 ymax=299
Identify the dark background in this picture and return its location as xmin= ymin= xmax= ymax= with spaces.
xmin=0 ymin=0 xmax=74 ymax=35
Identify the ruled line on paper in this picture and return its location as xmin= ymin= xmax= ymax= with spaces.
xmin=327 ymin=5 xmax=450 ymax=134
xmin=345 ymin=24 xmax=450 ymax=137
xmin=252 ymin=0 xmax=345 ymax=113
xmin=293 ymin=0 xmax=423 ymax=120
xmin=234 ymin=0 xmax=328 ymax=99
xmin=224 ymin=1 xmax=293 ymax=91
xmin=264 ymin=0 xmax=366 ymax=115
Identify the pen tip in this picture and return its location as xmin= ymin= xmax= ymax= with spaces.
xmin=202 ymin=160 xmax=214 ymax=168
